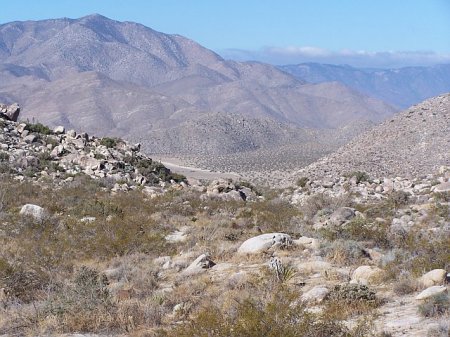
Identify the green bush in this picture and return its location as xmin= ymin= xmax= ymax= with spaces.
xmin=26 ymin=122 xmax=53 ymax=135
xmin=296 ymin=176 xmax=309 ymax=188
xmin=170 ymin=288 xmax=355 ymax=337
xmin=321 ymin=217 xmax=391 ymax=248
xmin=345 ymin=171 xmax=370 ymax=184
xmin=100 ymin=137 xmax=120 ymax=148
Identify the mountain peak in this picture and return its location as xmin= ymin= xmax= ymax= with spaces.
xmin=78 ymin=13 xmax=111 ymax=22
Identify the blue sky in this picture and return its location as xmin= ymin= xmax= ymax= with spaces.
xmin=1 ymin=0 xmax=449 ymax=67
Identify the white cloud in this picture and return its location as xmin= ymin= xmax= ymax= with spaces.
xmin=219 ymin=46 xmax=450 ymax=68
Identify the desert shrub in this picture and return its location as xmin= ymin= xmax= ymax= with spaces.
xmin=132 ymin=158 xmax=186 ymax=183
xmin=169 ymin=288 xmax=358 ymax=337
xmin=345 ymin=171 xmax=370 ymax=184
xmin=426 ymin=320 xmax=449 ymax=337
xmin=0 ymin=264 xmax=46 ymax=302
xmin=418 ymin=293 xmax=450 ymax=318
xmin=324 ymin=283 xmax=379 ymax=320
xmin=382 ymin=232 xmax=450 ymax=279
xmin=0 ymin=152 xmax=9 ymax=162
xmin=393 ymin=275 xmax=418 ymax=295
xmin=387 ymin=190 xmax=410 ymax=209
xmin=25 ymin=122 xmax=52 ymax=135
xmin=44 ymin=266 xmax=117 ymax=332
xmin=322 ymin=239 xmax=366 ymax=265
xmin=243 ymin=197 xmax=301 ymax=233
xmin=296 ymin=176 xmax=309 ymax=188
xmin=328 ymin=283 xmax=376 ymax=303
xmin=320 ymin=217 xmax=391 ymax=248
xmin=100 ymin=137 xmax=120 ymax=148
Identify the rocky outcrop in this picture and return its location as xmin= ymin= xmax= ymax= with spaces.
xmin=181 ymin=254 xmax=216 ymax=276
xmin=0 ymin=103 xmax=20 ymax=122
xmin=19 ymin=204 xmax=45 ymax=221
xmin=0 ymin=117 xmax=185 ymax=190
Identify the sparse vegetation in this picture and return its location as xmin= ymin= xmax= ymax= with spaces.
xmin=25 ymin=122 xmax=53 ymax=135
xmin=345 ymin=171 xmax=370 ymax=184
xmin=418 ymin=293 xmax=450 ymax=318
xmin=100 ymin=137 xmax=121 ymax=148
xmin=1 ymin=108 xmax=449 ymax=336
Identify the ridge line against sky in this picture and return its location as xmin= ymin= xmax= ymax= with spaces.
xmin=1 ymin=0 xmax=449 ymax=68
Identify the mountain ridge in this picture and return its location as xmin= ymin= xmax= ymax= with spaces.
xmin=280 ymin=62 xmax=450 ymax=108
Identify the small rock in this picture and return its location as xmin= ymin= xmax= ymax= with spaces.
xmin=66 ymin=129 xmax=76 ymax=138
xmin=433 ymin=182 xmax=450 ymax=193
xmin=330 ymin=207 xmax=356 ymax=225
xmin=415 ymin=285 xmax=447 ymax=300
xmin=24 ymin=134 xmax=38 ymax=143
xmin=294 ymin=236 xmax=320 ymax=250
xmin=53 ymin=125 xmax=65 ymax=134
xmin=182 ymin=253 xmax=216 ymax=275
xmin=20 ymin=204 xmax=45 ymax=221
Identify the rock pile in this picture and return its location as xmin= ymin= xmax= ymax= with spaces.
xmin=0 ymin=111 xmax=184 ymax=190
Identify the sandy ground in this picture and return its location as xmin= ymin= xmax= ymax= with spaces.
xmin=157 ymin=157 xmax=241 ymax=182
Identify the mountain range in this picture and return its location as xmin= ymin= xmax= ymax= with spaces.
xmin=0 ymin=14 xmax=395 ymax=151
xmin=1 ymin=14 xmax=449 ymax=177
xmin=280 ymin=63 xmax=450 ymax=109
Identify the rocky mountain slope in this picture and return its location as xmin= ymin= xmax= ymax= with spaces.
xmin=293 ymin=93 xmax=450 ymax=181
xmin=280 ymin=63 xmax=450 ymax=109
xmin=0 ymin=14 xmax=396 ymax=158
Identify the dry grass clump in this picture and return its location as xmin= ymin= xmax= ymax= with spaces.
xmin=418 ymin=293 xmax=450 ymax=318
xmin=323 ymin=283 xmax=380 ymax=320
xmin=382 ymin=232 xmax=450 ymax=279
xmin=321 ymin=239 xmax=367 ymax=266
xmin=320 ymin=217 xmax=391 ymax=249
xmin=392 ymin=273 xmax=418 ymax=295
xmin=166 ymin=286 xmax=375 ymax=337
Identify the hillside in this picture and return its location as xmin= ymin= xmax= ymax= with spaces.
xmin=280 ymin=63 xmax=450 ymax=109
xmin=0 ymin=14 xmax=396 ymax=159
xmin=293 ymin=93 xmax=450 ymax=181
xmin=1 ymin=107 xmax=449 ymax=337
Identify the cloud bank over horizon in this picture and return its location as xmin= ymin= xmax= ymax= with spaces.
xmin=219 ymin=46 xmax=450 ymax=68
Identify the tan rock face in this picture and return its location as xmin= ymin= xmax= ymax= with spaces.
xmin=415 ymin=285 xmax=447 ymax=300
xmin=351 ymin=266 xmax=384 ymax=285
xmin=418 ymin=269 xmax=447 ymax=288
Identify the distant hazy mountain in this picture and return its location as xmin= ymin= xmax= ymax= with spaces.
xmin=279 ymin=63 xmax=450 ymax=108
xmin=0 ymin=14 xmax=396 ymax=163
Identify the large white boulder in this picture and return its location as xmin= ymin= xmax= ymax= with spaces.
xmin=418 ymin=269 xmax=447 ymax=288
xmin=19 ymin=204 xmax=45 ymax=221
xmin=237 ymin=233 xmax=292 ymax=254
xmin=350 ymin=265 xmax=384 ymax=285
xmin=415 ymin=285 xmax=447 ymax=300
